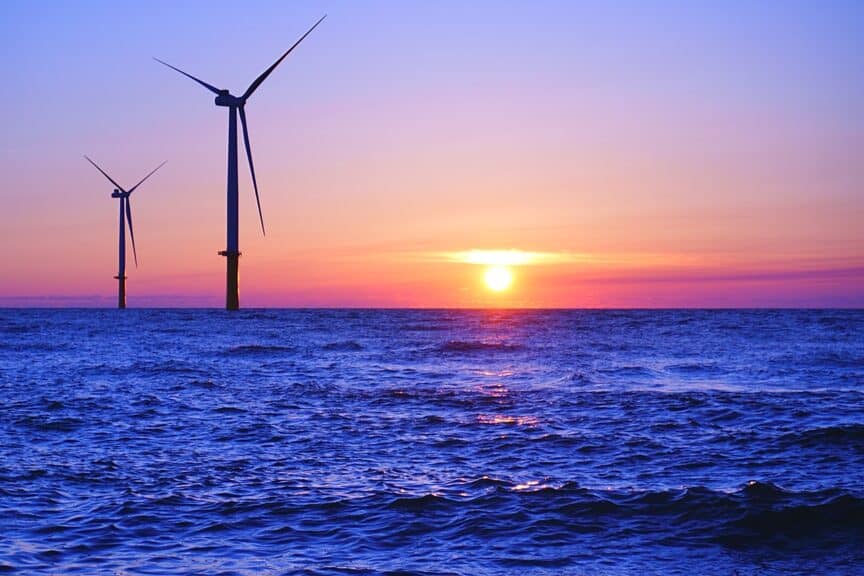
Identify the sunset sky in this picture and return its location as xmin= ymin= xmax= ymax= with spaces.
xmin=1 ymin=0 xmax=862 ymax=307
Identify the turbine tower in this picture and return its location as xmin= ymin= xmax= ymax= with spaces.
xmin=155 ymin=15 xmax=326 ymax=310
xmin=85 ymin=156 xmax=165 ymax=309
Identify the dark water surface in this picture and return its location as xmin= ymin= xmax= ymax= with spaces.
xmin=1 ymin=309 xmax=862 ymax=575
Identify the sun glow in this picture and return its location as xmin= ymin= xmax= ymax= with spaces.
xmin=484 ymin=266 xmax=513 ymax=292
xmin=450 ymin=250 xmax=560 ymax=266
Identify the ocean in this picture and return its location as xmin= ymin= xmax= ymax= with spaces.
xmin=0 ymin=309 xmax=862 ymax=575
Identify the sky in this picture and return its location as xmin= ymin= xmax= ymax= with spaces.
xmin=1 ymin=0 xmax=862 ymax=307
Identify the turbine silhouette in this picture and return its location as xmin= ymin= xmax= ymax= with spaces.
xmin=155 ymin=15 xmax=326 ymax=310
xmin=85 ymin=156 xmax=165 ymax=309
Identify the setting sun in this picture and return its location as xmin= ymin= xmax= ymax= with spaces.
xmin=484 ymin=266 xmax=513 ymax=292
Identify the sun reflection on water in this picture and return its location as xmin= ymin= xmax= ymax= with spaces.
xmin=476 ymin=414 xmax=540 ymax=427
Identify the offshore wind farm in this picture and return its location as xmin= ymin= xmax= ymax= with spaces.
xmin=0 ymin=2 xmax=863 ymax=575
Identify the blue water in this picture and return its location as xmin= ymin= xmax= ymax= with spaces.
xmin=1 ymin=309 xmax=862 ymax=575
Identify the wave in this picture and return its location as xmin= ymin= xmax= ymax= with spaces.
xmin=435 ymin=340 xmax=524 ymax=354
xmin=810 ymin=351 xmax=864 ymax=369
xmin=0 ymin=323 xmax=38 ymax=334
xmin=3 ymin=474 xmax=860 ymax=571
xmin=224 ymin=344 xmax=295 ymax=355
xmin=187 ymin=379 xmax=220 ymax=389
xmin=199 ymin=478 xmax=859 ymax=555
xmin=387 ymin=493 xmax=452 ymax=511
xmin=401 ymin=323 xmax=450 ymax=331
xmin=568 ymin=371 xmax=595 ymax=385
xmin=598 ymin=365 xmax=661 ymax=379
xmin=719 ymin=482 xmax=864 ymax=548
xmin=129 ymin=359 xmax=202 ymax=375
xmin=15 ymin=415 xmax=84 ymax=433
xmin=779 ymin=424 xmax=864 ymax=450
xmin=213 ymin=406 xmax=247 ymax=414
xmin=322 ymin=341 xmax=364 ymax=352
xmin=341 ymin=479 xmax=864 ymax=549
xmin=665 ymin=362 xmax=728 ymax=376
xmin=0 ymin=341 xmax=63 ymax=352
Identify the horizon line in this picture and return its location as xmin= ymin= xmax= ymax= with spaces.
xmin=1 ymin=305 xmax=862 ymax=311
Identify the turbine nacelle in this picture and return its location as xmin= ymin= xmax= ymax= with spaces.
xmin=111 ymin=189 xmax=123 ymax=198
xmin=214 ymin=91 xmax=244 ymax=107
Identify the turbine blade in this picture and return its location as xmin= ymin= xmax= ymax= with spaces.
xmin=84 ymin=155 xmax=126 ymax=193
xmin=153 ymin=58 xmax=221 ymax=95
xmin=129 ymin=160 xmax=167 ymax=194
xmin=238 ymin=105 xmax=265 ymax=236
xmin=242 ymin=15 xmax=326 ymax=100
xmin=126 ymin=198 xmax=138 ymax=267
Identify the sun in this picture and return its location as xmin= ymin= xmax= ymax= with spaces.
xmin=484 ymin=266 xmax=513 ymax=292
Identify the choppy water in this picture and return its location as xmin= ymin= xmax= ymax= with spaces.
xmin=1 ymin=309 xmax=862 ymax=575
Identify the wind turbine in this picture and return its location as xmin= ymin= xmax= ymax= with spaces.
xmin=155 ymin=15 xmax=326 ymax=310
xmin=85 ymin=156 xmax=165 ymax=309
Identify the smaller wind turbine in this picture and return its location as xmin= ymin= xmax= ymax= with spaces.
xmin=85 ymin=156 xmax=165 ymax=309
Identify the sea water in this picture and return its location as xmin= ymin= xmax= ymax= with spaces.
xmin=0 ymin=309 xmax=862 ymax=574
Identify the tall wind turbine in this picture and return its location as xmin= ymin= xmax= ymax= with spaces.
xmin=155 ymin=15 xmax=326 ymax=310
xmin=85 ymin=156 xmax=165 ymax=309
